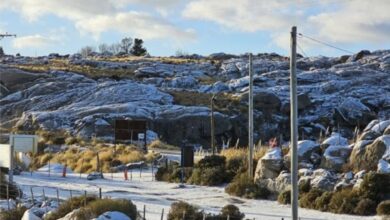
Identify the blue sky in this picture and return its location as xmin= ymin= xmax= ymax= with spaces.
xmin=1 ymin=0 xmax=389 ymax=57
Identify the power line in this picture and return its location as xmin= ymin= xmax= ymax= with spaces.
xmin=297 ymin=42 xmax=308 ymax=57
xmin=298 ymin=33 xmax=354 ymax=54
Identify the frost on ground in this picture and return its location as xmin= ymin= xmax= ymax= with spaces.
xmin=13 ymin=170 xmax=378 ymax=220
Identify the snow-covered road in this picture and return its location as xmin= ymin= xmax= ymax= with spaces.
xmin=14 ymin=169 xmax=379 ymax=220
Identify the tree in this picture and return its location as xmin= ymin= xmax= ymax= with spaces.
xmin=108 ymin=43 xmax=121 ymax=55
xmin=130 ymin=38 xmax=147 ymax=56
xmin=80 ymin=46 xmax=95 ymax=58
xmin=0 ymin=46 xmax=4 ymax=56
xmin=119 ymin=37 xmax=132 ymax=54
xmin=98 ymin=43 xmax=110 ymax=54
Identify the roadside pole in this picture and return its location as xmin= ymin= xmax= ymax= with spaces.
xmin=248 ymin=53 xmax=254 ymax=179
xmin=290 ymin=26 xmax=298 ymax=220
xmin=210 ymin=94 xmax=216 ymax=155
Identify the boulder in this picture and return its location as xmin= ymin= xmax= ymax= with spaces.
xmin=378 ymin=159 xmax=390 ymax=174
xmin=284 ymin=140 xmax=320 ymax=169
xmin=22 ymin=209 xmax=42 ymax=220
xmin=321 ymin=132 xmax=348 ymax=149
xmin=240 ymin=90 xmax=281 ymax=110
xmin=280 ymin=93 xmax=312 ymax=113
xmin=95 ymin=211 xmax=131 ymax=220
xmin=310 ymin=169 xmax=338 ymax=191
xmin=359 ymin=130 xmax=380 ymax=141
xmin=333 ymin=97 xmax=375 ymax=126
xmin=254 ymin=147 xmax=283 ymax=180
xmin=320 ymin=145 xmax=352 ymax=172
xmin=258 ymin=171 xmax=291 ymax=194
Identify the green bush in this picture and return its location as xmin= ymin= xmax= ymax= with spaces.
xmin=76 ymin=199 xmax=137 ymax=220
xmin=299 ymin=178 xmax=311 ymax=194
xmin=188 ymin=155 xmax=227 ymax=186
xmin=168 ymin=201 xmax=203 ymax=220
xmin=225 ymin=157 xmax=246 ymax=182
xmin=44 ymin=196 xmax=97 ymax=220
xmin=377 ymin=200 xmax=390 ymax=215
xmin=225 ymin=173 xmax=270 ymax=199
xmin=354 ymin=199 xmax=377 ymax=215
xmin=0 ymin=206 xmax=27 ymax=220
xmin=197 ymin=155 xmax=226 ymax=169
xmin=155 ymin=163 xmax=192 ymax=183
xmin=299 ymin=188 xmax=324 ymax=209
xmin=278 ymin=189 xmax=291 ymax=204
xmin=314 ymin=191 xmax=333 ymax=211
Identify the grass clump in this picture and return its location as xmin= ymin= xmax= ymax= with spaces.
xmin=188 ymin=155 xmax=228 ymax=186
xmin=278 ymin=189 xmax=291 ymax=205
xmin=148 ymin=139 xmax=179 ymax=150
xmin=299 ymin=188 xmax=324 ymax=209
xmin=75 ymin=199 xmax=137 ymax=220
xmin=377 ymin=200 xmax=390 ymax=216
xmin=0 ymin=206 xmax=28 ymax=220
xmin=44 ymin=195 xmax=97 ymax=220
xmin=168 ymin=201 xmax=203 ymax=220
xmin=225 ymin=173 xmax=270 ymax=199
xmin=314 ymin=191 xmax=333 ymax=211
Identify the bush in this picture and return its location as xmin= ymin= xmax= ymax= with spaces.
xmin=197 ymin=155 xmax=226 ymax=169
xmin=358 ymin=172 xmax=390 ymax=202
xmin=225 ymin=157 xmax=246 ymax=182
xmin=298 ymin=178 xmax=311 ymax=193
xmin=76 ymin=199 xmax=137 ymax=220
xmin=218 ymin=204 xmax=245 ymax=220
xmin=225 ymin=173 xmax=270 ymax=199
xmin=314 ymin=191 xmax=333 ymax=211
xmin=299 ymin=188 xmax=324 ymax=209
xmin=168 ymin=201 xmax=203 ymax=220
xmin=0 ymin=174 xmax=22 ymax=199
xmin=377 ymin=200 xmax=390 ymax=215
xmin=0 ymin=206 xmax=27 ymax=220
xmin=354 ymin=199 xmax=377 ymax=215
xmin=278 ymin=189 xmax=291 ymax=204
xmin=45 ymin=195 xmax=97 ymax=220
xmin=155 ymin=163 xmax=192 ymax=183
xmin=189 ymin=166 xmax=226 ymax=186
xmin=328 ymin=188 xmax=360 ymax=214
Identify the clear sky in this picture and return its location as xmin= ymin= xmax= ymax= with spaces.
xmin=0 ymin=0 xmax=389 ymax=57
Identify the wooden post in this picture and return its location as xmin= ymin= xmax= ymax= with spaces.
xmin=42 ymin=188 xmax=46 ymax=201
xmin=248 ymin=53 xmax=254 ymax=179
xmin=151 ymin=163 xmax=154 ymax=181
xmin=143 ymin=205 xmax=146 ymax=219
xmin=161 ymin=208 xmax=164 ymax=220
xmin=84 ymin=190 xmax=87 ymax=206
xmin=70 ymin=190 xmax=73 ymax=200
xmin=80 ymin=158 xmax=84 ymax=179
xmin=290 ymin=26 xmax=299 ymax=220
xmin=56 ymin=188 xmax=60 ymax=205
xmin=30 ymin=187 xmax=34 ymax=204
xmin=182 ymin=211 xmax=186 ymax=220
xmin=99 ymin=188 xmax=102 ymax=199
xmin=6 ymin=184 xmax=9 ymax=210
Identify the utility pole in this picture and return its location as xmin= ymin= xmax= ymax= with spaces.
xmin=290 ymin=26 xmax=298 ymax=220
xmin=248 ymin=53 xmax=254 ymax=179
xmin=210 ymin=94 xmax=216 ymax=155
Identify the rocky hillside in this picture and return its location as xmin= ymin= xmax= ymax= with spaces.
xmin=0 ymin=50 xmax=389 ymax=146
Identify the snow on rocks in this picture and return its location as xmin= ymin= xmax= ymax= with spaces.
xmin=94 ymin=211 xmax=131 ymax=220
xmin=310 ymin=169 xmax=338 ymax=191
xmin=21 ymin=209 xmax=41 ymax=220
xmin=254 ymin=147 xmax=283 ymax=180
xmin=0 ymin=199 xmax=16 ymax=211
xmin=321 ymin=145 xmax=352 ymax=172
xmin=321 ymin=132 xmax=349 ymax=148
xmin=334 ymin=97 xmax=375 ymax=126
xmin=377 ymin=159 xmax=390 ymax=174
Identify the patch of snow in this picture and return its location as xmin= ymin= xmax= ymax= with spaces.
xmin=378 ymin=135 xmax=390 ymax=160
xmin=322 ymin=132 xmax=348 ymax=146
xmin=377 ymin=159 xmax=390 ymax=174
xmin=94 ymin=211 xmax=131 ymax=220
xmin=262 ymin=147 xmax=282 ymax=160
xmin=297 ymin=140 xmax=318 ymax=157
xmin=21 ymin=209 xmax=41 ymax=220
xmin=371 ymin=120 xmax=390 ymax=134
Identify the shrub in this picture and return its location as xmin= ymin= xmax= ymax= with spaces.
xmin=278 ymin=189 xmax=291 ymax=205
xmin=354 ymin=199 xmax=377 ymax=215
xmin=225 ymin=173 xmax=270 ymax=199
xmin=328 ymin=188 xmax=360 ymax=214
xmin=0 ymin=174 xmax=22 ymax=199
xmin=225 ymin=157 xmax=246 ymax=182
xmin=45 ymin=195 xmax=97 ymax=220
xmin=219 ymin=204 xmax=245 ymax=220
xmin=299 ymin=188 xmax=324 ymax=209
xmin=168 ymin=201 xmax=203 ymax=220
xmin=0 ymin=206 xmax=27 ymax=220
xmin=76 ymin=199 xmax=137 ymax=220
xmin=189 ymin=166 xmax=226 ymax=186
xmin=358 ymin=172 xmax=390 ymax=202
xmin=298 ymin=178 xmax=311 ymax=193
xmin=377 ymin=200 xmax=390 ymax=215
xmin=197 ymin=155 xmax=226 ymax=169
xmin=314 ymin=191 xmax=333 ymax=211
xmin=155 ymin=163 xmax=192 ymax=183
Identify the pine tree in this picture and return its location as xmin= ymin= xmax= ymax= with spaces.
xmin=130 ymin=38 xmax=147 ymax=56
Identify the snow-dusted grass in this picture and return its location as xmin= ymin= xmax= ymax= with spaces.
xmin=14 ymin=170 xmax=379 ymax=220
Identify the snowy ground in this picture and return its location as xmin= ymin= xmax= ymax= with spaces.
xmin=13 ymin=168 xmax=379 ymax=220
